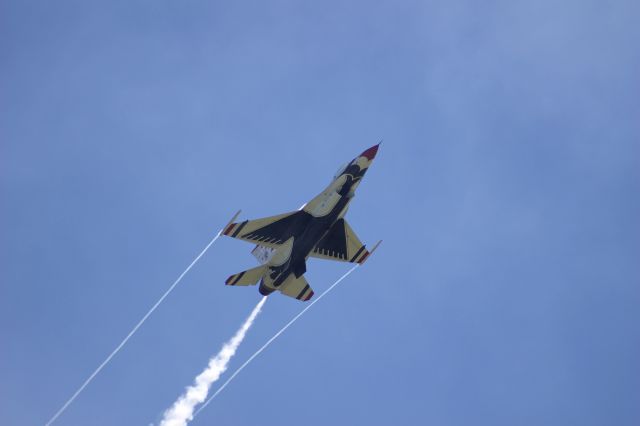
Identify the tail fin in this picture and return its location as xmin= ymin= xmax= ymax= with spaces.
xmin=225 ymin=265 xmax=267 ymax=286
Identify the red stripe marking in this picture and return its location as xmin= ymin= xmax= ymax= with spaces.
xmin=357 ymin=251 xmax=370 ymax=264
xmin=305 ymin=291 xmax=314 ymax=301
xmin=224 ymin=223 xmax=236 ymax=235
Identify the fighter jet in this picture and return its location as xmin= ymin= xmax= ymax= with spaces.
xmin=222 ymin=144 xmax=382 ymax=302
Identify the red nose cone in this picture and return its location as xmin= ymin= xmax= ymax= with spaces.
xmin=360 ymin=144 xmax=379 ymax=160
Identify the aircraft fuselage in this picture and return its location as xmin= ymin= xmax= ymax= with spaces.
xmin=258 ymin=146 xmax=378 ymax=296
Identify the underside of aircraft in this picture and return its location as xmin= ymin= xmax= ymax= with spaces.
xmin=223 ymin=144 xmax=382 ymax=301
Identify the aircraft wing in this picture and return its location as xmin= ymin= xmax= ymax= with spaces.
xmin=223 ymin=211 xmax=307 ymax=248
xmin=309 ymin=219 xmax=372 ymax=264
xmin=279 ymin=274 xmax=314 ymax=301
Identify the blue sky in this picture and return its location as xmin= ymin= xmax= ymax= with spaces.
xmin=1 ymin=1 xmax=639 ymax=425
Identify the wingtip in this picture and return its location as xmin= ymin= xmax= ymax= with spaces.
xmin=360 ymin=240 xmax=382 ymax=265
xmin=222 ymin=210 xmax=242 ymax=235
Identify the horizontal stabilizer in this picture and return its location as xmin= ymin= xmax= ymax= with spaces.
xmin=279 ymin=274 xmax=314 ymax=302
xmin=225 ymin=265 xmax=267 ymax=286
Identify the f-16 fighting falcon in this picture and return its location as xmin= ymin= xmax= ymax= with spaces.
xmin=222 ymin=144 xmax=382 ymax=302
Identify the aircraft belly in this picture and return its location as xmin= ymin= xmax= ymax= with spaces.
xmin=223 ymin=143 xmax=379 ymax=302
xmin=292 ymin=211 xmax=348 ymax=262
xmin=264 ymin=192 xmax=352 ymax=288
xmin=310 ymin=191 xmax=341 ymax=217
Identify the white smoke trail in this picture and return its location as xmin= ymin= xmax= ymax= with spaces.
xmin=193 ymin=264 xmax=359 ymax=419
xmin=45 ymin=232 xmax=223 ymax=426
xmin=160 ymin=296 xmax=268 ymax=426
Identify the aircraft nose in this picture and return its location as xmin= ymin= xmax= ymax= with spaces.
xmin=360 ymin=143 xmax=380 ymax=160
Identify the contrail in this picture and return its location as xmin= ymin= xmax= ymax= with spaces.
xmin=45 ymin=231 xmax=223 ymax=426
xmin=193 ymin=264 xmax=360 ymax=419
xmin=160 ymin=296 xmax=267 ymax=426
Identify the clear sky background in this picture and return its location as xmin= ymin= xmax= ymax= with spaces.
xmin=1 ymin=1 xmax=639 ymax=425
